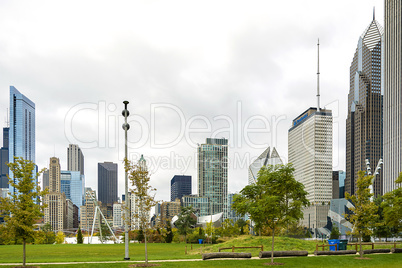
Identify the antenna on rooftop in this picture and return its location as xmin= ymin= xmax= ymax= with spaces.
xmin=317 ymin=39 xmax=320 ymax=111
xmin=373 ymin=6 xmax=375 ymax=20
xmin=5 ymin=108 xmax=9 ymax=127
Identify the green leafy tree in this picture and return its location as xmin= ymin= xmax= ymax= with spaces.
xmin=0 ymin=157 xmax=47 ymax=266
xmin=164 ymin=220 xmax=173 ymax=243
xmin=175 ymin=206 xmax=197 ymax=243
xmin=345 ymin=170 xmax=378 ymax=258
xmin=329 ymin=225 xmax=341 ymax=240
xmin=42 ymin=222 xmax=56 ymax=244
xmin=76 ymin=226 xmax=83 ymax=244
xmin=98 ymin=223 xmax=112 ymax=242
xmin=55 ymin=231 xmax=65 ymax=244
xmin=125 ymin=159 xmax=157 ymax=265
xmin=372 ymin=196 xmax=392 ymax=241
xmin=235 ymin=218 xmax=247 ymax=235
xmin=382 ymin=172 xmax=402 ymax=235
xmin=232 ymin=164 xmax=309 ymax=264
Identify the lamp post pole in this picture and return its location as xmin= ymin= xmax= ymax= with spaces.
xmin=122 ymin=101 xmax=130 ymax=260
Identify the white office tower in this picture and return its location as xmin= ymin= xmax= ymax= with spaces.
xmin=288 ymin=108 xmax=333 ymax=231
xmin=248 ymin=147 xmax=283 ymax=185
xmin=384 ymin=0 xmax=402 ymax=194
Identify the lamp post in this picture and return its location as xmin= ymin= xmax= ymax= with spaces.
xmin=122 ymin=101 xmax=130 ymax=260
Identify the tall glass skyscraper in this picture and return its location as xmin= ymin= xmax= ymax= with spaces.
xmin=61 ymin=170 xmax=85 ymax=210
xmin=345 ymin=17 xmax=383 ymax=197
xmin=8 ymin=86 xmax=35 ymax=194
xmin=197 ymin=138 xmax=228 ymax=217
xmin=384 ymin=0 xmax=402 ymax=194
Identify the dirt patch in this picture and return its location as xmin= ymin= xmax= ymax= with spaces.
xmin=354 ymin=257 xmax=372 ymax=260
xmin=129 ymin=264 xmax=161 ymax=267
xmin=263 ymin=263 xmax=284 ymax=266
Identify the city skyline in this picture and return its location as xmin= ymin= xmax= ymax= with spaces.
xmin=0 ymin=0 xmax=388 ymax=202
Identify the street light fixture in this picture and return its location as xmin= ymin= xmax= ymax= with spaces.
xmin=122 ymin=101 xmax=130 ymax=260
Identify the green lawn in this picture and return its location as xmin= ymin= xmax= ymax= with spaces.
xmin=0 ymin=236 xmax=400 ymax=266
xmin=0 ymin=243 xmax=196 ymax=263
xmin=1 ymin=254 xmax=401 ymax=267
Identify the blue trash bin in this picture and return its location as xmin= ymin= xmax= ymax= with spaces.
xmin=198 ymin=239 xmax=203 ymax=244
xmin=328 ymin=239 xmax=340 ymax=251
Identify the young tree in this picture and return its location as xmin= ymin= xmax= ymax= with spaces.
xmin=0 ymin=157 xmax=47 ymax=266
xmin=232 ymin=164 xmax=309 ymax=264
xmin=76 ymin=226 xmax=83 ymax=244
xmin=345 ymin=170 xmax=378 ymax=258
xmin=382 ymin=172 xmax=402 ymax=235
xmin=125 ymin=159 xmax=157 ymax=265
xmin=42 ymin=222 xmax=56 ymax=244
xmin=235 ymin=218 xmax=247 ymax=235
xmin=329 ymin=225 xmax=341 ymax=240
xmin=55 ymin=231 xmax=65 ymax=244
xmin=372 ymin=196 xmax=392 ymax=241
xmin=164 ymin=220 xmax=173 ymax=243
xmin=175 ymin=206 xmax=197 ymax=243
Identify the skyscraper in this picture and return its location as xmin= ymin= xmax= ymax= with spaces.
xmin=170 ymin=175 xmax=191 ymax=201
xmin=60 ymin=170 xmax=85 ymax=211
xmin=0 ymin=127 xmax=9 ymax=188
xmin=98 ymin=162 xmax=118 ymax=205
xmin=288 ymin=107 xmax=333 ymax=229
xmin=67 ymin=144 xmax=84 ymax=176
xmin=346 ymin=17 xmax=383 ymax=197
xmin=384 ymin=0 xmax=402 ymax=194
xmin=9 ymin=86 xmax=35 ymax=194
xmin=198 ymin=138 xmax=228 ymax=216
xmin=248 ymin=146 xmax=283 ymax=185
xmin=44 ymin=157 xmax=67 ymax=232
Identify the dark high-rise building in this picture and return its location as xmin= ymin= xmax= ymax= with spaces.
xmin=98 ymin=162 xmax=118 ymax=205
xmin=346 ymin=17 xmax=383 ymax=197
xmin=384 ymin=0 xmax=402 ymax=194
xmin=0 ymin=127 xmax=9 ymax=188
xmin=170 ymin=175 xmax=191 ymax=202
xmin=9 ymin=86 xmax=36 ymax=194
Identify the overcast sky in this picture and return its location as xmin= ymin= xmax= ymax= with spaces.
xmin=0 ymin=0 xmax=385 ymax=202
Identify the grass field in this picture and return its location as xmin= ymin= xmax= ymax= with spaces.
xmin=0 ymin=236 xmax=400 ymax=266
xmin=1 ymin=254 xmax=402 ymax=267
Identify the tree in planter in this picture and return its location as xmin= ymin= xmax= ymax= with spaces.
xmin=382 ymin=172 xmax=402 ymax=236
xmin=0 ymin=157 xmax=47 ymax=266
xmin=232 ymin=164 xmax=309 ymax=265
xmin=345 ymin=170 xmax=378 ymax=258
xmin=125 ymin=158 xmax=157 ymax=265
xmin=77 ymin=226 xmax=83 ymax=244
xmin=175 ymin=206 xmax=197 ymax=243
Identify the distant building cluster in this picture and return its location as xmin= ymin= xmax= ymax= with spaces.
xmin=1 ymin=2 xmax=402 ymax=239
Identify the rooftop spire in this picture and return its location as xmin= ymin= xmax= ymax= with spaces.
xmin=373 ymin=6 xmax=375 ymax=20
xmin=317 ymin=39 xmax=320 ymax=111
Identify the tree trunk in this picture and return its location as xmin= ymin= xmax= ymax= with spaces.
xmin=271 ymin=225 xmax=275 ymax=264
xmin=359 ymin=235 xmax=363 ymax=258
xmin=23 ymin=239 xmax=26 ymax=267
xmin=144 ymin=230 xmax=148 ymax=264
